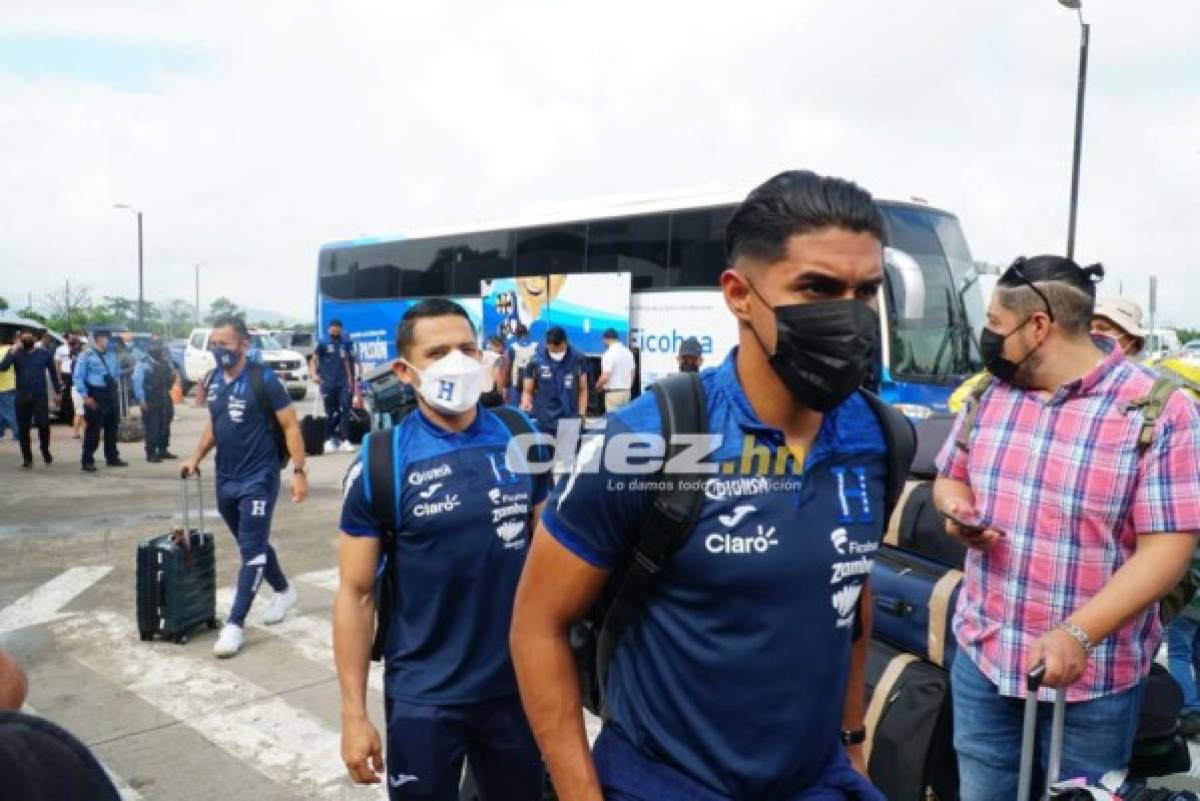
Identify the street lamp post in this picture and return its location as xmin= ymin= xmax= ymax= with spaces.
xmin=113 ymin=203 xmax=145 ymax=328
xmin=1057 ymin=0 xmax=1090 ymax=261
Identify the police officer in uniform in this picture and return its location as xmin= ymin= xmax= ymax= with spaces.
xmin=132 ymin=340 xmax=178 ymax=463
xmin=520 ymin=325 xmax=588 ymax=437
xmin=335 ymin=299 xmax=547 ymax=799
xmin=73 ymin=328 xmax=127 ymax=472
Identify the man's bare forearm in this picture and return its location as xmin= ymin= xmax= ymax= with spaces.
xmin=1069 ymin=533 xmax=1198 ymax=644
xmin=843 ymin=584 xmax=871 ymax=732
xmin=511 ymin=625 xmax=602 ymax=801
xmin=333 ymin=587 xmax=375 ymax=720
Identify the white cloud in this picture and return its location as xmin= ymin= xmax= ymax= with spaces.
xmin=1 ymin=0 xmax=1197 ymax=325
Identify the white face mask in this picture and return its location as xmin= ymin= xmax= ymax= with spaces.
xmin=405 ymin=349 xmax=484 ymax=415
xmin=548 ymin=349 xmax=566 ymax=362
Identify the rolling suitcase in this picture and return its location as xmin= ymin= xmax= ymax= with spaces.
xmin=872 ymin=545 xmax=962 ymax=668
xmin=864 ymin=639 xmax=958 ymax=801
xmin=301 ymin=397 xmax=327 ymax=455
xmin=136 ymin=473 xmax=218 ymax=644
xmin=885 ymin=481 xmax=967 ymax=570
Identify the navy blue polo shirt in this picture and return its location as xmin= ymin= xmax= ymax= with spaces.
xmin=525 ymin=344 xmax=584 ymax=432
xmin=340 ymin=405 xmax=550 ymax=704
xmin=206 ymin=365 xmax=291 ymax=487
xmin=315 ymin=337 xmax=355 ymax=387
xmin=542 ymin=349 xmax=888 ymax=800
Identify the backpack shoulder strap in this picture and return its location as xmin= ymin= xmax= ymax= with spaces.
xmin=595 ymin=373 xmax=707 ymax=705
xmin=364 ymin=427 xmax=398 ymax=533
xmin=1125 ymin=374 xmax=1182 ymax=455
xmin=488 ymin=405 xmax=535 ymax=439
xmin=955 ymin=373 xmax=994 ymax=452
xmin=859 ymin=390 xmax=917 ymax=524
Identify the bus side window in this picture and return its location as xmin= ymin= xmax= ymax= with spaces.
xmin=586 ymin=213 xmax=672 ymax=290
xmin=670 ymin=207 xmax=733 ymax=288
xmin=515 ymin=224 xmax=585 ymax=276
xmin=452 ymin=231 xmax=516 ymax=295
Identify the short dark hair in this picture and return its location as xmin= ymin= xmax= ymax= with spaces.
xmin=514 ymin=323 xmax=529 ymax=337
xmin=211 ymin=316 xmax=250 ymax=341
xmin=546 ymin=326 xmax=567 ymax=346
xmin=395 ymin=298 xmax=475 ymax=358
xmin=725 ymin=170 xmax=886 ymax=267
xmin=994 ymin=255 xmax=1104 ymax=335
xmin=329 ymin=319 xmax=343 ymax=328
xmin=602 ymin=328 xmax=619 ymax=341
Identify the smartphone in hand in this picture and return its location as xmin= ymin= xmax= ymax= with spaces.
xmin=939 ymin=509 xmax=987 ymax=533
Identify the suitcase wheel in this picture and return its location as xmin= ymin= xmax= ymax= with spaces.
xmin=139 ymin=630 xmax=152 ymax=642
xmin=207 ymin=618 xmax=219 ymax=630
xmin=173 ymin=633 xmax=189 ymax=645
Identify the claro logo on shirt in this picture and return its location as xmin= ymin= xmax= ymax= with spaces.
xmin=705 ymin=524 xmax=779 ymax=555
xmin=413 ymin=494 xmax=460 ymax=518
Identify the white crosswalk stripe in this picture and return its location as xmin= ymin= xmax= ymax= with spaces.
xmin=216 ymin=586 xmax=384 ymax=692
xmin=0 ymin=566 xmax=113 ymax=634
xmin=53 ymin=611 xmax=384 ymax=798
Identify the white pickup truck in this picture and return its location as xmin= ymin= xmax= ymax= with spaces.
xmin=183 ymin=328 xmax=310 ymax=400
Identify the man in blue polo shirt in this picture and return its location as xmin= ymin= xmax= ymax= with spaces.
xmin=511 ymin=170 xmax=894 ymax=801
xmin=521 ymin=325 xmax=588 ymax=437
xmin=335 ymin=298 xmax=547 ymax=800
xmin=180 ymin=316 xmax=309 ymax=658
xmin=0 ymin=331 xmax=61 ymax=468
xmin=310 ymin=318 xmax=358 ymax=453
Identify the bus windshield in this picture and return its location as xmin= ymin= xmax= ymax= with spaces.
xmin=881 ymin=205 xmax=980 ymax=381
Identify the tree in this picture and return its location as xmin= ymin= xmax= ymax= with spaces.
xmin=1178 ymin=328 xmax=1199 ymax=345
xmin=0 ymin=296 xmax=8 ymax=311
xmin=101 ymin=296 xmax=137 ymax=323
xmin=44 ymin=285 xmax=95 ymax=332
xmin=161 ymin=299 xmax=196 ymax=338
xmin=205 ymin=297 xmax=243 ymax=324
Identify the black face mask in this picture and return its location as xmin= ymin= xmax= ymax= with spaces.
xmin=979 ymin=318 xmax=1037 ymax=385
xmin=746 ymin=283 xmax=879 ymax=413
xmin=21 ymin=339 xmax=35 ymax=351
xmin=679 ymin=362 xmax=700 ymax=373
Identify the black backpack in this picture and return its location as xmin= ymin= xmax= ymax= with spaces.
xmin=574 ymin=373 xmax=917 ymax=715
xmin=364 ymin=404 xmax=535 ymax=661
xmin=204 ymin=362 xmax=289 ymax=470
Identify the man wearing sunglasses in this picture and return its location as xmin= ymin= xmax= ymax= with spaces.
xmin=933 ymin=256 xmax=1200 ymax=798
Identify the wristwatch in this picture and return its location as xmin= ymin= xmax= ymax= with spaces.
xmin=841 ymin=728 xmax=866 ymax=746
xmin=293 ymin=465 xmax=308 ymax=476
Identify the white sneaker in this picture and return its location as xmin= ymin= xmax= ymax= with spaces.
xmin=323 ymin=438 xmax=337 ymax=453
xmin=213 ymin=624 xmax=244 ymax=658
xmin=338 ymin=441 xmax=357 ymax=453
xmin=262 ymin=585 xmax=298 ymax=625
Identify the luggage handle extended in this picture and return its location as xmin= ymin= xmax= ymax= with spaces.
xmin=175 ymin=471 xmax=206 ymax=562
xmin=1017 ymin=662 xmax=1067 ymax=801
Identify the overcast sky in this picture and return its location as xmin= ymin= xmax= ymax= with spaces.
xmin=2 ymin=1 xmax=1197 ymax=326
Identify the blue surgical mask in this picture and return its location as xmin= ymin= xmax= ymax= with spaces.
xmin=210 ymin=345 xmax=240 ymax=369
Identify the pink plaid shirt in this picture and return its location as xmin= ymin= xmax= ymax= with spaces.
xmin=937 ymin=346 xmax=1200 ymax=701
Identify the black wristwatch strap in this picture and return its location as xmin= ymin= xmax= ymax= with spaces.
xmin=841 ymin=728 xmax=866 ymax=746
